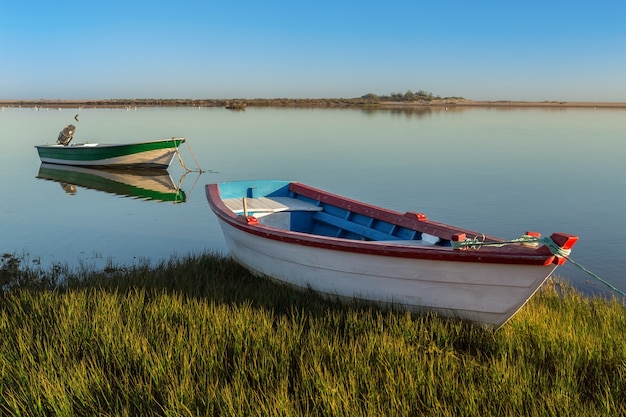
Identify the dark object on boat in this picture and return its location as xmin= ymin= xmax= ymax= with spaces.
xmin=57 ymin=124 xmax=76 ymax=146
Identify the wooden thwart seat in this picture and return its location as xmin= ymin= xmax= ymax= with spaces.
xmin=223 ymin=196 xmax=323 ymax=214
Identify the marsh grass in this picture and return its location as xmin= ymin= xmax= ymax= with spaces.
xmin=0 ymin=253 xmax=624 ymax=416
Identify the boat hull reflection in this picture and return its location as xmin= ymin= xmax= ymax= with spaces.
xmin=37 ymin=163 xmax=186 ymax=203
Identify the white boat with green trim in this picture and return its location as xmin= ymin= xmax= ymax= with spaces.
xmin=35 ymin=124 xmax=186 ymax=169
xmin=35 ymin=137 xmax=186 ymax=169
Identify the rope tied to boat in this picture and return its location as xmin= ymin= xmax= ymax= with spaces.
xmin=175 ymin=138 xmax=205 ymax=173
xmin=453 ymin=234 xmax=626 ymax=298
xmin=451 ymin=233 xmax=571 ymax=258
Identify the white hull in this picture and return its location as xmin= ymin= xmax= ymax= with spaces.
xmin=218 ymin=219 xmax=558 ymax=327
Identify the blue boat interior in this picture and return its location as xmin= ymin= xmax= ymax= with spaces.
xmin=219 ymin=180 xmax=449 ymax=246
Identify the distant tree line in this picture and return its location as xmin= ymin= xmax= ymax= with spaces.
xmin=361 ymin=90 xmax=449 ymax=102
xmin=1 ymin=92 xmax=467 ymax=109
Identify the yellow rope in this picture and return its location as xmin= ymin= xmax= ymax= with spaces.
xmin=174 ymin=138 xmax=205 ymax=172
xmin=184 ymin=139 xmax=205 ymax=172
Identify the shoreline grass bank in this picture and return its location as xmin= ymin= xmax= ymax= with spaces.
xmin=1 ymin=253 xmax=625 ymax=416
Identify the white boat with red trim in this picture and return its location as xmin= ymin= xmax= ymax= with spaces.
xmin=205 ymin=179 xmax=578 ymax=328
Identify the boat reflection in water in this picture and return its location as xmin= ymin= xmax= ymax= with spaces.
xmin=37 ymin=163 xmax=186 ymax=203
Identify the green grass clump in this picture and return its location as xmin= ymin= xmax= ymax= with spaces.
xmin=0 ymin=253 xmax=624 ymax=416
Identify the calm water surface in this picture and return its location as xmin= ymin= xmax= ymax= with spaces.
xmin=1 ymin=106 xmax=624 ymax=296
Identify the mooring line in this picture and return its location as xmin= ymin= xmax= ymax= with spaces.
xmin=453 ymin=234 xmax=625 ymax=299
xmin=565 ymin=256 xmax=626 ymax=298
xmin=183 ymin=139 xmax=205 ymax=172
xmin=172 ymin=138 xmax=205 ymax=172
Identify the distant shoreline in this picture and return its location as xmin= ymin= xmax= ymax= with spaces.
xmin=2 ymin=98 xmax=625 ymax=109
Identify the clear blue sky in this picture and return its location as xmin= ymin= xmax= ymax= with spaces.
xmin=2 ymin=1 xmax=625 ymax=101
